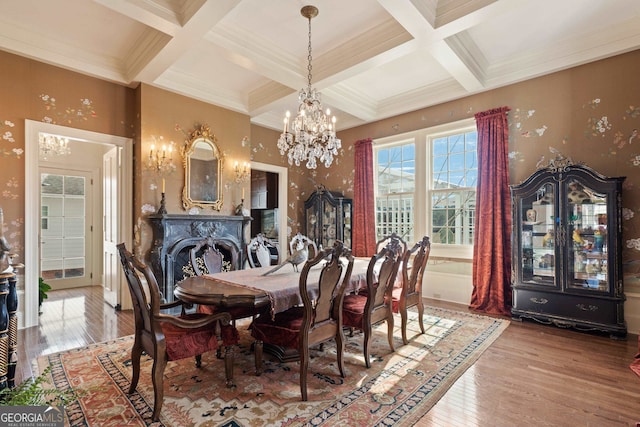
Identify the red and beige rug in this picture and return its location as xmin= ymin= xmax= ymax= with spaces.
xmin=37 ymin=307 xmax=509 ymax=426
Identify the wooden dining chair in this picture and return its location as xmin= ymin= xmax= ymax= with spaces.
xmin=391 ymin=236 xmax=431 ymax=345
xmin=189 ymin=237 xmax=255 ymax=324
xmin=342 ymin=237 xmax=403 ymax=367
xmin=189 ymin=236 xmax=224 ymax=275
xmin=117 ymin=243 xmax=239 ymax=422
xmin=251 ymin=240 xmax=354 ymax=401
xmin=376 ymin=232 xmax=407 ymax=254
xmin=247 ymin=233 xmax=279 ymax=268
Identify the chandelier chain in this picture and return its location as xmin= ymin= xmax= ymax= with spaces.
xmin=307 ymin=15 xmax=313 ymax=90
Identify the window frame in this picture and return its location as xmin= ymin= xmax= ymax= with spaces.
xmin=373 ymin=118 xmax=477 ymax=260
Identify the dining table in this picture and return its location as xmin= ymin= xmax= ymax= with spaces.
xmin=174 ymin=257 xmax=371 ymax=361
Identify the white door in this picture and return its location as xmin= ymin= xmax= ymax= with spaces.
xmin=103 ymin=147 xmax=120 ymax=308
xmin=40 ymin=169 xmax=93 ymax=289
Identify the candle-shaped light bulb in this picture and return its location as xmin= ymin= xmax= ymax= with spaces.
xmin=161 ymin=144 xmax=167 ymax=159
xmin=162 ymin=178 xmax=165 ymax=193
xmin=326 ymin=108 xmax=331 ymax=115
xmin=149 ymin=144 xmax=155 ymax=159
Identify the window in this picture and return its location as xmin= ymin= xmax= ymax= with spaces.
xmin=374 ymin=119 xmax=477 ymax=258
xmin=375 ymin=142 xmax=415 ymax=243
xmin=431 ymin=131 xmax=477 ymax=245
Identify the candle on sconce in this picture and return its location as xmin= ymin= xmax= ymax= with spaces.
xmin=242 ymin=187 xmax=245 ymax=200
xmin=162 ymin=178 xmax=165 ymax=193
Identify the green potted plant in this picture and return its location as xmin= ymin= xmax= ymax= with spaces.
xmin=38 ymin=277 xmax=51 ymax=314
xmin=0 ymin=366 xmax=79 ymax=406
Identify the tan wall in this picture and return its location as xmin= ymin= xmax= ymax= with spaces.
xmin=133 ymin=84 xmax=252 ymax=257
xmin=0 ymin=50 xmax=134 ymax=268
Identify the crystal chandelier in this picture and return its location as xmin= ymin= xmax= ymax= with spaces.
xmin=39 ymin=133 xmax=71 ymax=159
xmin=277 ymin=5 xmax=341 ymax=169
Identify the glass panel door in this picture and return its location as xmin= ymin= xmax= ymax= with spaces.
xmin=566 ymin=179 xmax=608 ymax=292
xmin=40 ymin=172 xmax=87 ymax=284
xmin=520 ymin=182 xmax=556 ymax=286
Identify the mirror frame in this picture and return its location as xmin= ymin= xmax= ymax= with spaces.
xmin=182 ymin=124 xmax=224 ymax=211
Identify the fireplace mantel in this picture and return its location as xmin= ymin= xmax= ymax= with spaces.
xmin=147 ymin=214 xmax=251 ymax=301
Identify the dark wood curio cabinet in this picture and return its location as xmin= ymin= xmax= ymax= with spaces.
xmin=510 ymin=155 xmax=626 ymax=338
xmin=304 ymin=185 xmax=352 ymax=249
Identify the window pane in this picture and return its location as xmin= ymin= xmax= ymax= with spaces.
xmin=433 ymin=138 xmax=447 ymax=155
xmin=64 ymin=198 xmax=84 ymax=216
xmin=41 ymin=174 xmax=63 ymax=194
xmin=449 ymin=134 xmax=464 ymax=152
xmin=375 ymin=195 xmax=414 ymax=243
xmin=449 ymin=153 xmax=464 ymax=172
xmin=65 ymin=176 xmax=85 ymax=195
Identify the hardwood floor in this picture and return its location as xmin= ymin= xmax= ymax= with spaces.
xmin=17 ymin=287 xmax=640 ymax=426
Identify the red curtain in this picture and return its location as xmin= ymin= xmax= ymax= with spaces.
xmin=470 ymin=107 xmax=512 ymax=316
xmin=352 ymin=138 xmax=376 ymax=257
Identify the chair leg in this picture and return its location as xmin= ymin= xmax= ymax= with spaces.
xmin=363 ymin=323 xmax=372 ymax=369
xmin=336 ymin=329 xmax=345 ymax=378
xmin=223 ymin=345 xmax=235 ymax=388
xmin=151 ymin=356 xmax=167 ymax=422
xmin=254 ymin=340 xmax=263 ymax=376
xmin=416 ymin=301 xmax=425 ymax=334
xmin=386 ymin=313 xmax=395 ymax=352
xmin=195 ymin=354 xmax=202 ymax=367
xmin=299 ymin=340 xmax=309 ymax=401
xmin=400 ymin=305 xmax=409 ymax=345
xmin=128 ymin=339 xmax=143 ymax=394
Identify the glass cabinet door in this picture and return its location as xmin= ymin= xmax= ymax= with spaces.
xmin=520 ymin=182 xmax=556 ymax=286
xmin=343 ymin=201 xmax=352 ymax=248
xmin=565 ymin=178 xmax=608 ymax=292
xmin=322 ymin=199 xmax=337 ymax=248
xmin=306 ymin=204 xmax=318 ymax=244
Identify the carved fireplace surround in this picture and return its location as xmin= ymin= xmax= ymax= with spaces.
xmin=147 ymin=214 xmax=251 ymax=301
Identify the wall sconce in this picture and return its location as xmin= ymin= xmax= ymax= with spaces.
xmin=147 ymin=141 xmax=176 ymax=175
xmin=234 ymin=161 xmax=250 ymax=183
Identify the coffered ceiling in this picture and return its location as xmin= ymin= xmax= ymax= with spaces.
xmin=2 ymin=0 xmax=639 ymax=131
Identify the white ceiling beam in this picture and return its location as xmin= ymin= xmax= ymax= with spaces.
xmin=128 ymin=0 xmax=241 ymax=83
xmin=92 ymin=0 xmax=182 ymax=36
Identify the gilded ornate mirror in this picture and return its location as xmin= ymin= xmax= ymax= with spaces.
xmin=182 ymin=125 xmax=224 ymax=211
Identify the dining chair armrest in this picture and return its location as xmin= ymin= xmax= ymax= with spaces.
xmin=156 ymin=311 xmax=233 ymax=330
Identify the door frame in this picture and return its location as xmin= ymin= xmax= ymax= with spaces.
xmin=250 ymin=161 xmax=288 ymax=259
xmin=24 ymin=120 xmax=132 ymax=329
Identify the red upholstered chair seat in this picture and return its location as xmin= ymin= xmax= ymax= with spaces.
xmin=342 ymin=293 xmax=367 ymax=329
xmin=251 ymin=306 xmax=305 ymax=349
xmin=390 ymin=287 xmax=402 ymax=312
xmin=161 ymin=313 xmax=240 ymax=360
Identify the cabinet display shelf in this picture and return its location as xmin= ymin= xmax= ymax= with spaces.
xmin=511 ymin=156 xmax=625 ymax=338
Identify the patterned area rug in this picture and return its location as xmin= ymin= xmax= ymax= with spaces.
xmin=37 ymin=307 xmax=508 ymax=426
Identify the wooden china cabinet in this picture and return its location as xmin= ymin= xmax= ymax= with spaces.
xmin=304 ymin=185 xmax=352 ymax=249
xmin=510 ymin=155 xmax=626 ymax=338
